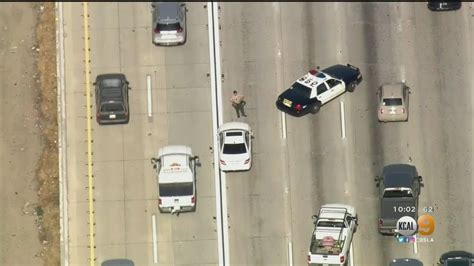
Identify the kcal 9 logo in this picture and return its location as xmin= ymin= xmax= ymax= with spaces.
xmin=417 ymin=214 xmax=435 ymax=236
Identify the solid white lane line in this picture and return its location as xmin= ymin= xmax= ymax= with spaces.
xmin=56 ymin=2 xmax=69 ymax=266
xmin=207 ymin=2 xmax=229 ymax=265
xmin=147 ymin=74 xmax=152 ymax=118
xmin=340 ymin=101 xmax=346 ymax=139
xmin=152 ymin=214 xmax=158 ymax=263
xmin=281 ymin=112 xmax=287 ymax=139
xmin=287 ymin=242 xmax=293 ymax=266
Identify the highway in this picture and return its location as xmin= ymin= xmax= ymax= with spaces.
xmin=61 ymin=2 xmax=473 ymax=266
xmin=219 ymin=2 xmax=473 ymax=265
xmin=63 ymin=2 xmax=218 ymax=265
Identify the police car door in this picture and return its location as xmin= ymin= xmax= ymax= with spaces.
xmin=316 ymin=82 xmax=331 ymax=104
xmin=326 ymin=78 xmax=344 ymax=99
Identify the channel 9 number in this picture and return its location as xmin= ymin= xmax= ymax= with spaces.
xmin=418 ymin=214 xmax=435 ymax=236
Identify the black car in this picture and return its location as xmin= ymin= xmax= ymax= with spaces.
xmin=390 ymin=258 xmax=423 ymax=266
xmin=427 ymin=1 xmax=461 ymax=11
xmin=94 ymin=73 xmax=131 ymax=125
xmin=439 ymin=251 xmax=473 ymax=266
xmin=101 ymin=259 xmax=135 ymax=266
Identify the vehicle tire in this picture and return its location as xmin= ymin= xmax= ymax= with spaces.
xmin=347 ymin=82 xmax=356 ymax=92
xmin=311 ymin=102 xmax=321 ymax=114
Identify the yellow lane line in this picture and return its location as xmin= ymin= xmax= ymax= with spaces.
xmin=82 ymin=2 xmax=95 ymax=265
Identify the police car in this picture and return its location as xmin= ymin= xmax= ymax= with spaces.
xmin=151 ymin=145 xmax=200 ymax=214
xmin=276 ymin=64 xmax=363 ymax=117
xmin=217 ymin=122 xmax=253 ymax=172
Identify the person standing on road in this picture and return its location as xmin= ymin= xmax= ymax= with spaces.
xmin=230 ymin=90 xmax=247 ymax=118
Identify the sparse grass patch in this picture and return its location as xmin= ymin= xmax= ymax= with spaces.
xmin=34 ymin=2 xmax=60 ymax=266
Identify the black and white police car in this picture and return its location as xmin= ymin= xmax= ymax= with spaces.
xmin=276 ymin=64 xmax=363 ymax=117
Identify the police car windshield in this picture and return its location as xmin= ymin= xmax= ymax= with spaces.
xmin=292 ymin=82 xmax=312 ymax=98
xmin=223 ymin=143 xmax=247 ymax=154
xmin=316 ymin=72 xmax=326 ymax=79
xmin=159 ymin=182 xmax=193 ymax=196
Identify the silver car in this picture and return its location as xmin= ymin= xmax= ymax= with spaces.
xmin=377 ymin=82 xmax=410 ymax=122
xmin=152 ymin=2 xmax=187 ymax=46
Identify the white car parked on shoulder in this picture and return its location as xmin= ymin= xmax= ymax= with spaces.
xmin=217 ymin=122 xmax=253 ymax=172
xmin=151 ymin=145 xmax=200 ymax=214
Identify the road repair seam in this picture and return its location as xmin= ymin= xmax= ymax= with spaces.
xmin=56 ymin=2 xmax=69 ymax=266
xmin=82 ymin=2 xmax=96 ymax=265
xmin=207 ymin=2 xmax=229 ymax=265
xmin=271 ymin=3 xmax=294 ymax=266
xmin=332 ymin=3 xmax=357 ymax=265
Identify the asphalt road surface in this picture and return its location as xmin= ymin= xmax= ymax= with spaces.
xmin=0 ymin=3 xmax=43 ymax=265
xmin=220 ymin=2 xmax=473 ymax=266
xmin=63 ymin=2 xmax=218 ymax=265
xmin=63 ymin=2 xmax=473 ymax=266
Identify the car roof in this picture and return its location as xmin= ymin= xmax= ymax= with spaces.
xmin=218 ymin=122 xmax=251 ymax=133
xmin=156 ymin=2 xmax=180 ymax=21
xmin=382 ymin=164 xmax=417 ymax=188
xmin=381 ymin=83 xmax=404 ymax=98
xmin=96 ymin=73 xmax=126 ymax=82
xmin=390 ymin=258 xmax=423 ymax=266
xmin=101 ymin=259 xmax=134 ymax=266
xmin=158 ymin=145 xmax=192 ymax=158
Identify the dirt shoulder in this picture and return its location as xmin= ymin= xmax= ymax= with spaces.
xmin=0 ymin=2 xmax=56 ymax=266
xmin=35 ymin=2 xmax=60 ymax=266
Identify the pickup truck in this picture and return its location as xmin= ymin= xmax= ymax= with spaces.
xmin=375 ymin=164 xmax=423 ymax=235
xmin=276 ymin=64 xmax=363 ymax=117
xmin=151 ymin=145 xmax=200 ymax=214
xmin=308 ymin=204 xmax=358 ymax=266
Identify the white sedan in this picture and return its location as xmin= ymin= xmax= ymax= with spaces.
xmin=217 ymin=122 xmax=253 ymax=172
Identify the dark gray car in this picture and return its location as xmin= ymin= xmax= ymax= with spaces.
xmin=94 ymin=73 xmax=130 ymax=125
xmin=390 ymin=258 xmax=423 ymax=266
xmin=439 ymin=251 xmax=473 ymax=266
xmin=101 ymin=259 xmax=134 ymax=266
xmin=152 ymin=2 xmax=187 ymax=45
xmin=375 ymin=164 xmax=423 ymax=235
xmin=427 ymin=1 xmax=461 ymax=11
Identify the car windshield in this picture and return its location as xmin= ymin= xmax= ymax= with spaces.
xmin=102 ymin=79 xmax=122 ymax=87
xmin=383 ymin=98 xmax=402 ymax=106
xmin=156 ymin=23 xmax=181 ymax=32
xmin=159 ymin=182 xmax=193 ymax=197
xmin=100 ymin=102 xmax=124 ymax=112
xmin=446 ymin=260 xmax=470 ymax=266
xmin=226 ymin=132 xmax=242 ymax=137
xmin=291 ymin=82 xmax=312 ymax=98
xmin=383 ymin=189 xmax=413 ymax=198
xmin=317 ymin=221 xmax=345 ymax=228
xmin=223 ymin=143 xmax=247 ymax=154
xmin=316 ymin=73 xmax=326 ymax=79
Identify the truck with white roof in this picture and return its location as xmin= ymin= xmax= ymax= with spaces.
xmin=151 ymin=145 xmax=200 ymax=214
xmin=308 ymin=204 xmax=358 ymax=266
